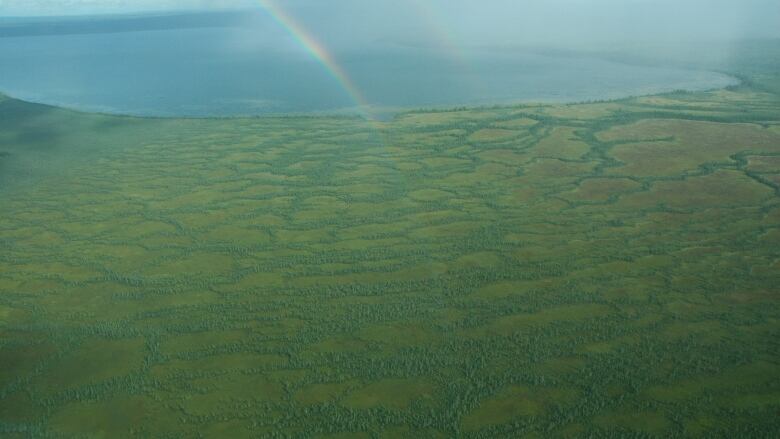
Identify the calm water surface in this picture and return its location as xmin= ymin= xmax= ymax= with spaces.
xmin=0 ymin=28 xmax=737 ymax=116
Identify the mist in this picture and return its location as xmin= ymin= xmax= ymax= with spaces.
xmin=0 ymin=0 xmax=780 ymax=47
xmin=3 ymin=0 xmax=779 ymax=50
xmin=0 ymin=0 xmax=775 ymax=116
xmin=272 ymin=0 xmax=780 ymax=50
xmin=2 ymin=1 xmax=780 ymax=437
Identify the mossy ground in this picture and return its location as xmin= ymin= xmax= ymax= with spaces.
xmin=1 ymin=56 xmax=779 ymax=438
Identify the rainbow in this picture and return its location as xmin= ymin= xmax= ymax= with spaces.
xmin=256 ymin=0 xmax=374 ymax=119
xmin=406 ymin=0 xmax=467 ymax=63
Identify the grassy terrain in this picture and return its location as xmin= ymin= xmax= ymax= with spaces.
xmin=1 ymin=57 xmax=779 ymax=437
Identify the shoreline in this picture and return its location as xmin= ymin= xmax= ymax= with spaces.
xmin=0 ymin=72 xmax=741 ymax=122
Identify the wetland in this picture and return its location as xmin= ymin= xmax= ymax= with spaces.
xmin=0 ymin=8 xmax=778 ymax=439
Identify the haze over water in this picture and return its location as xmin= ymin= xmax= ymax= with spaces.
xmin=0 ymin=24 xmax=737 ymax=117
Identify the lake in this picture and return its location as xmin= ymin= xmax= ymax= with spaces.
xmin=0 ymin=26 xmax=738 ymax=117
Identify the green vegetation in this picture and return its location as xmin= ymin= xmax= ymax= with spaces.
xmin=1 ymin=58 xmax=779 ymax=438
